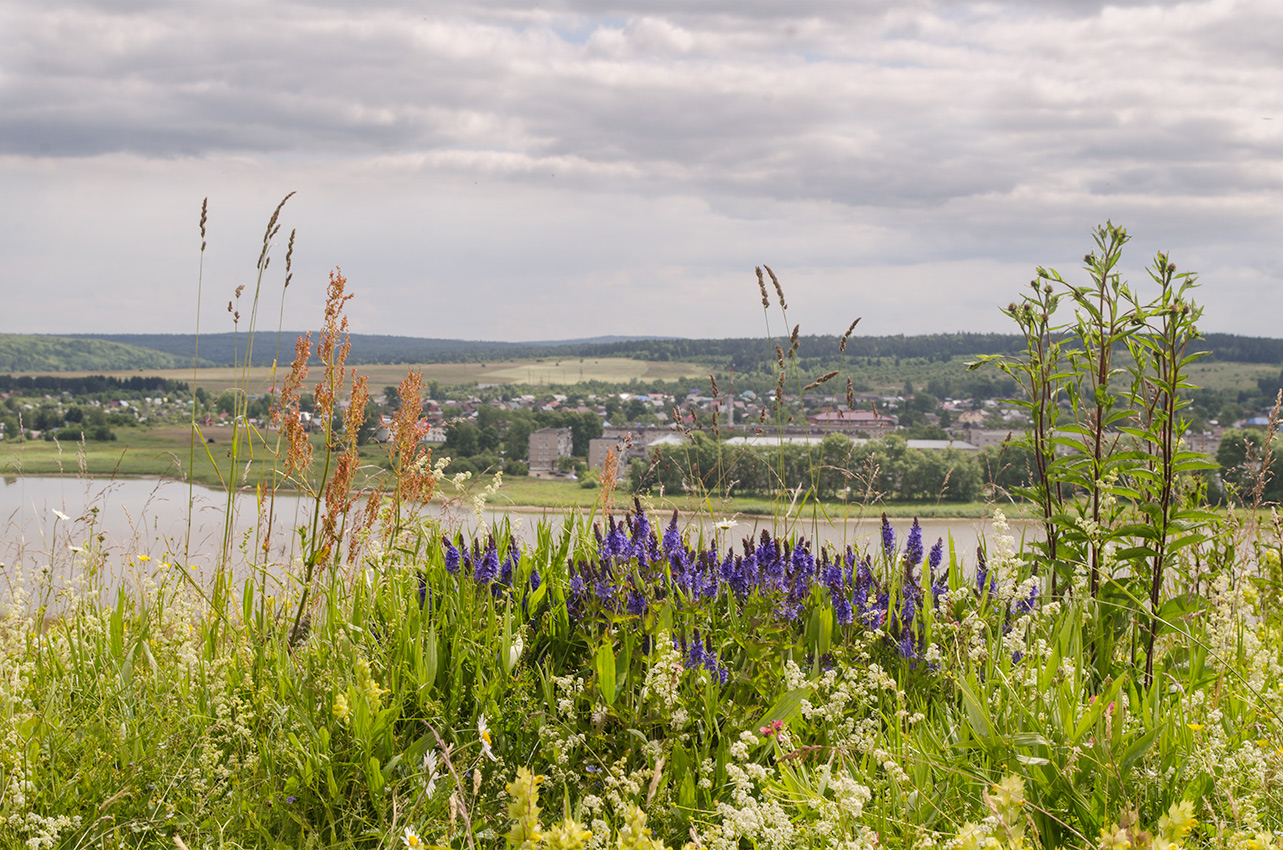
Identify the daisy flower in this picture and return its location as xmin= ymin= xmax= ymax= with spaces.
xmin=478 ymin=715 xmax=496 ymax=761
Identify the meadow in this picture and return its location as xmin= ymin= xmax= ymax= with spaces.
xmin=6 ymin=357 xmax=708 ymax=398
xmin=1 ymin=208 xmax=1281 ymax=850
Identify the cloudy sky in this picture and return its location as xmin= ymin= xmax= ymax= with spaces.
xmin=2 ymin=0 xmax=1281 ymax=342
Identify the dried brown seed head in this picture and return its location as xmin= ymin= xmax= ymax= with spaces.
xmin=765 ymin=264 xmax=786 ymax=310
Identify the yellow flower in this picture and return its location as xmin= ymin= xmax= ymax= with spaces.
xmin=545 ymin=819 xmax=593 ymax=850
xmin=505 ymin=767 xmax=545 ymax=850
xmin=138 ymin=554 xmax=151 ymax=562
xmin=333 ymin=691 xmax=350 ymax=723
xmin=1158 ymin=800 xmax=1197 ymax=843
xmin=1187 ymin=723 xmax=1203 ymax=732
xmin=956 ymin=822 xmax=991 ymax=850
xmin=1099 ymin=824 xmax=1132 ymax=850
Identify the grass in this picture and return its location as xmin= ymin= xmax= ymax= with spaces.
xmin=6 ymin=356 xmax=709 ymax=396
xmin=3 ymin=209 xmax=1279 ymax=850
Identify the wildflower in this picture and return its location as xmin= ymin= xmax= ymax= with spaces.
xmin=1014 ymin=582 xmax=1039 ymax=615
xmin=478 ymin=715 xmax=496 ymax=761
xmin=616 ymin=804 xmax=664 ymax=850
xmin=508 ymin=633 xmax=524 ymax=669
xmin=333 ymin=691 xmax=350 ymax=723
xmin=1099 ymin=824 xmax=1132 ymax=850
xmin=423 ymin=749 xmax=441 ymax=798
xmin=52 ymin=509 xmax=70 ymax=522
xmin=956 ymin=822 xmax=991 ymax=850
xmin=662 ymin=510 xmax=682 ymax=555
xmin=545 ymin=818 xmax=593 ymax=850
xmin=904 ymin=518 xmax=924 ymax=567
xmin=403 ymin=826 xmax=426 ymax=849
xmin=760 ymin=720 xmax=785 ymax=738
xmin=475 ymin=539 xmax=500 ymax=586
xmin=138 ymin=554 xmax=151 ymax=563
xmin=626 ymin=589 xmax=648 ymax=617
xmin=1158 ymin=800 xmax=1197 ymax=843
xmin=1187 ymin=723 xmax=1204 ymax=732
xmin=928 ymin=537 xmax=944 ymax=572
xmin=880 ymin=513 xmax=895 ymax=560
xmin=505 ymin=766 xmax=545 ymax=849
xmin=443 ymin=537 xmax=461 ymax=575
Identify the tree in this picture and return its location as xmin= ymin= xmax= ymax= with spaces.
xmin=444 ymin=421 xmax=480 ymax=457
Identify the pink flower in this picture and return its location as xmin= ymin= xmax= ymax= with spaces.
xmin=760 ymin=720 xmax=785 ymax=738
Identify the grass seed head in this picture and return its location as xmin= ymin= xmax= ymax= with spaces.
xmin=765 ymin=264 xmax=786 ymax=310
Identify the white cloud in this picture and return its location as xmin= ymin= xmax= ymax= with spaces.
xmin=1 ymin=0 xmax=1281 ymax=340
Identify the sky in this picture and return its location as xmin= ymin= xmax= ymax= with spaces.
xmin=2 ymin=0 xmax=1281 ymax=342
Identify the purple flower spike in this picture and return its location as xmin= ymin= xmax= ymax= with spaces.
xmin=904 ymin=518 xmax=923 ymax=567
xmin=880 ymin=513 xmax=895 ymax=560
xmin=928 ymin=538 xmax=944 ymax=572
xmin=662 ymin=510 xmax=682 ymax=555
xmin=443 ymin=537 xmax=461 ymax=575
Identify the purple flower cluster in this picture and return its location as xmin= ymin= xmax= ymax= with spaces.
xmin=436 ymin=507 xmax=1043 ymax=677
xmin=442 ymin=534 xmax=520 ymax=599
xmin=677 ymin=630 xmax=729 ymax=684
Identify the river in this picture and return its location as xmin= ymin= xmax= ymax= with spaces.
xmin=0 ymin=475 xmax=1034 ymax=604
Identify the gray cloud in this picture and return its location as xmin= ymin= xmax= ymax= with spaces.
xmin=1 ymin=0 xmax=1282 ymax=339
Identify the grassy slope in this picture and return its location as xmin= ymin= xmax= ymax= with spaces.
xmin=0 ymin=335 xmax=187 ymax=372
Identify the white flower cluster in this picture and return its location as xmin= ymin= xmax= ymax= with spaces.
xmin=639 ymin=631 xmax=684 ymax=728
xmin=987 ymin=510 xmax=1021 ymax=600
xmin=709 ymin=760 xmax=795 ymax=850
xmin=16 ymin=812 xmax=81 ymax=850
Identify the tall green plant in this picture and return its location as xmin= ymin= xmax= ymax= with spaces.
xmin=1054 ymin=222 xmax=1139 ymax=603
xmin=969 ymin=279 xmax=1071 ymax=593
xmin=979 ymin=223 xmax=1216 ymax=685
xmin=1122 ymin=252 xmax=1215 ymax=685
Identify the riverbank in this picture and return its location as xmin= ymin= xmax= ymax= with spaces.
xmin=1 ymin=424 xmax=1035 ymax=519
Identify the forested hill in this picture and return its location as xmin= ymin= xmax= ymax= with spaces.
xmin=543 ymin=332 xmax=1283 ymax=372
xmin=3 ymin=330 xmax=1280 ymax=373
xmin=59 ymin=333 xmax=672 ymax=369
xmin=0 ymin=335 xmax=187 ymax=372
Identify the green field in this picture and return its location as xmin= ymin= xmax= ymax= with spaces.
xmin=8 ymin=356 xmax=710 ymax=396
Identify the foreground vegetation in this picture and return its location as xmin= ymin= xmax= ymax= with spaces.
xmin=4 ymin=206 xmax=1283 ymax=850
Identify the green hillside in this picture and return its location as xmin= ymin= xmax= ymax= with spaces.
xmin=0 ymin=335 xmax=187 ymax=372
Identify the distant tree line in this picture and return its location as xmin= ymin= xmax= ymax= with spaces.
xmin=0 ymin=374 xmax=187 ymax=395
xmin=628 ymin=433 xmax=1036 ymax=503
xmin=24 ymin=330 xmax=1283 ymax=373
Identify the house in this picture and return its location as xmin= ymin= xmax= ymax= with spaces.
xmin=808 ymin=410 xmax=898 ymax=434
xmin=589 ymin=428 xmax=688 ymax=469
xmin=528 ymin=427 xmax=573 ymax=472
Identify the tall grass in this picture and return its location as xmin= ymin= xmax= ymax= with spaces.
xmin=1 ymin=211 xmax=1281 ymax=850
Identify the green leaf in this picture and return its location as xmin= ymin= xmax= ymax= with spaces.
xmin=1120 ymin=724 xmax=1161 ymax=774
xmin=596 ymin=642 xmax=617 ymax=706
xmin=756 ymin=688 xmax=810 ymax=729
